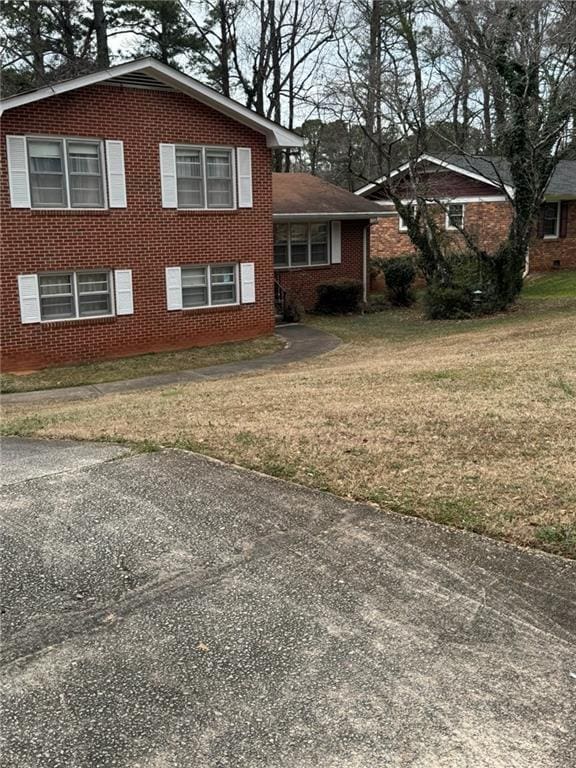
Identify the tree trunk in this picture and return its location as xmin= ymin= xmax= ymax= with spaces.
xmin=218 ymin=0 xmax=230 ymax=97
xmin=29 ymin=0 xmax=45 ymax=86
xmin=93 ymin=0 xmax=109 ymax=68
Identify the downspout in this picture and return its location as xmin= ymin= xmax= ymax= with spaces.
xmin=363 ymin=224 xmax=370 ymax=303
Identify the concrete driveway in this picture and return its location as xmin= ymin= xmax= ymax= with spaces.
xmin=1 ymin=438 xmax=575 ymax=768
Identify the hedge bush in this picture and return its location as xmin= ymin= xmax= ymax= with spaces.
xmin=315 ymin=278 xmax=363 ymax=314
xmin=382 ymin=257 xmax=416 ymax=306
xmin=424 ymin=285 xmax=474 ymax=319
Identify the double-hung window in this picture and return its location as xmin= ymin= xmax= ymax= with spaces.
xmin=541 ymin=202 xmax=560 ymax=238
xmin=27 ymin=138 xmax=105 ymax=209
xmin=181 ymin=265 xmax=238 ymax=308
xmin=273 ymin=223 xmax=330 ymax=268
xmin=175 ymin=146 xmax=234 ymax=209
xmin=38 ymin=271 xmax=112 ymax=321
xmin=399 ymin=204 xmax=417 ymax=232
xmin=446 ymin=203 xmax=464 ymax=230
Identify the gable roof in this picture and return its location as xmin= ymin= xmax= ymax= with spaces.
xmin=272 ymin=173 xmax=391 ymax=219
xmin=356 ymin=153 xmax=576 ymax=199
xmin=0 ymin=58 xmax=303 ymax=149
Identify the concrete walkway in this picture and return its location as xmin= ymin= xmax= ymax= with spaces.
xmin=1 ymin=324 xmax=340 ymax=405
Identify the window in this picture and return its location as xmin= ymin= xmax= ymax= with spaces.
xmin=27 ymin=138 xmax=104 ymax=209
xmin=399 ymin=204 xmax=417 ymax=232
xmin=542 ymin=202 xmax=560 ymax=238
xmin=181 ymin=265 xmax=238 ymax=308
xmin=206 ymin=150 xmax=233 ymax=208
xmin=274 ymin=224 xmax=289 ymax=267
xmin=28 ymin=140 xmax=66 ymax=208
xmin=38 ymin=271 xmax=112 ymax=321
xmin=176 ymin=147 xmax=204 ymax=208
xmin=67 ymin=141 xmax=104 ymax=207
xmin=446 ymin=203 xmax=464 ymax=230
xmin=273 ymin=223 xmax=330 ymax=268
xmin=175 ymin=146 xmax=234 ymax=209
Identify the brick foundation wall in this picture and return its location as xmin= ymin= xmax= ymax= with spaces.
xmin=370 ymin=201 xmax=576 ymax=272
xmin=275 ymin=221 xmax=368 ymax=310
xmin=529 ymin=201 xmax=576 ymax=271
xmin=1 ymin=85 xmax=276 ymax=372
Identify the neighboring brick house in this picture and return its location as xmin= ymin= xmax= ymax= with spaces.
xmin=272 ymin=173 xmax=386 ymax=310
xmin=357 ymin=154 xmax=576 ymax=273
xmin=0 ymin=60 xmax=383 ymax=375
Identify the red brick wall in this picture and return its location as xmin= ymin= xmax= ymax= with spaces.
xmin=1 ymin=84 xmax=275 ymax=371
xmin=275 ymin=221 xmax=368 ymax=310
xmin=369 ymin=167 xmax=501 ymax=200
xmin=530 ymin=201 xmax=576 ymax=271
xmin=370 ymin=200 xmax=576 ymax=272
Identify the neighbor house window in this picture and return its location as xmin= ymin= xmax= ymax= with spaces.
xmin=398 ymin=204 xmax=417 ymax=232
xmin=446 ymin=203 xmax=464 ymax=230
xmin=541 ymin=202 xmax=560 ymax=238
xmin=181 ymin=264 xmax=238 ymax=308
xmin=175 ymin=146 xmax=234 ymax=209
xmin=273 ymin=223 xmax=329 ymax=267
xmin=27 ymin=138 xmax=104 ymax=209
xmin=38 ymin=271 xmax=112 ymax=321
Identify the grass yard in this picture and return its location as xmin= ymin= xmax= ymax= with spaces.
xmin=0 ymin=335 xmax=283 ymax=393
xmin=2 ymin=271 xmax=576 ymax=557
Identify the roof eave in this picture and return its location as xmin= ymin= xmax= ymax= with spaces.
xmin=273 ymin=211 xmax=394 ymax=220
xmin=355 ymin=153 xmax=514 ymax=197
xmin=0 ymin=58 xmax=303 ymax=149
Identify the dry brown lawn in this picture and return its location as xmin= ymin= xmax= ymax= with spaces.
xmin=3 ymin=293 xmax=576 ymax=556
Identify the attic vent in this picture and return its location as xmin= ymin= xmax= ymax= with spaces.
xmin=106 ymin=72 xmax=176 ymax=91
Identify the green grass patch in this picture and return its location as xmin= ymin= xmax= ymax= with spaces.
xmin=309 ymin=271 xmax=576 ymax=345
xmin=535 ymin=524 xmax=576 ymax=558
xmin=0 ymin=336 xmax=283 ymax=394
xmin=522 ymin=271 xmax=576 ymax=299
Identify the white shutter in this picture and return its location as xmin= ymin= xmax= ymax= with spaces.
xmin=159 ymin=144 xmax=177 ymax=208
xmin=237 ymin=148 xmax=253 ymax=208
xmin=331 ymin=221 xmax=342 ymax=264
xmin=7 ymin=136 xmax=31 ymax=208
xmin=18 ymin=274 xmax=41 ymax=324
xmin=240 ymin=262 xmax=256 ymax=304
xmin=114 ymin=269 xmax=133 ymax=315
xmin=106 ymin=140 xmax=127 ymax=208
xmin=166 ymin=267 xmax=182 ymax=310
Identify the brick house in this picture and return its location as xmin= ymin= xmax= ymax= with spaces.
xmin=356 ymin=154 xmax=576 ymax=273
xmin=272 ymin=173 xmax=386 ymax=310
xmin=0 ymin=59 xmax=382 ymax=372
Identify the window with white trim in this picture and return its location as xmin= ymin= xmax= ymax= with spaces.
xmin=175 ymin=146 xmax=234 ymax=209
xmin=38 ymin=271 xmax=113 ymax=320
xmin=542 ymin=202 xmax=560 ymax=238
xmin=27 ymin=138 xmax=105 ymax=209
xmin=181 ymin=264 xmax=238 ymax=308
xmin=273 ymin=223 xmax=330 ymax=268
xmin=399 ymin=204 xmax=416 ymax=232
xmin=446 ymin=203 xmax=464 ymax=230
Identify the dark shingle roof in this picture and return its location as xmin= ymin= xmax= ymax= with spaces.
xmin=273 ymin=173 xmax=386 ymax=216
xmin=433 ymin=153 xmax=575 ymax=196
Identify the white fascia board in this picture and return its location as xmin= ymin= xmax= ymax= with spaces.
xmin=273 ymin=211 xmax=395 ymax=221
xmin=419 ymin=154 xmax=515 ymax=196
xmin=0 ymin=58 xmax=303 ymax=149
xmin=391 ymin=195 xmax=509 ymax=204
xmin=355 ymin=154 xmax=515 ymax=197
